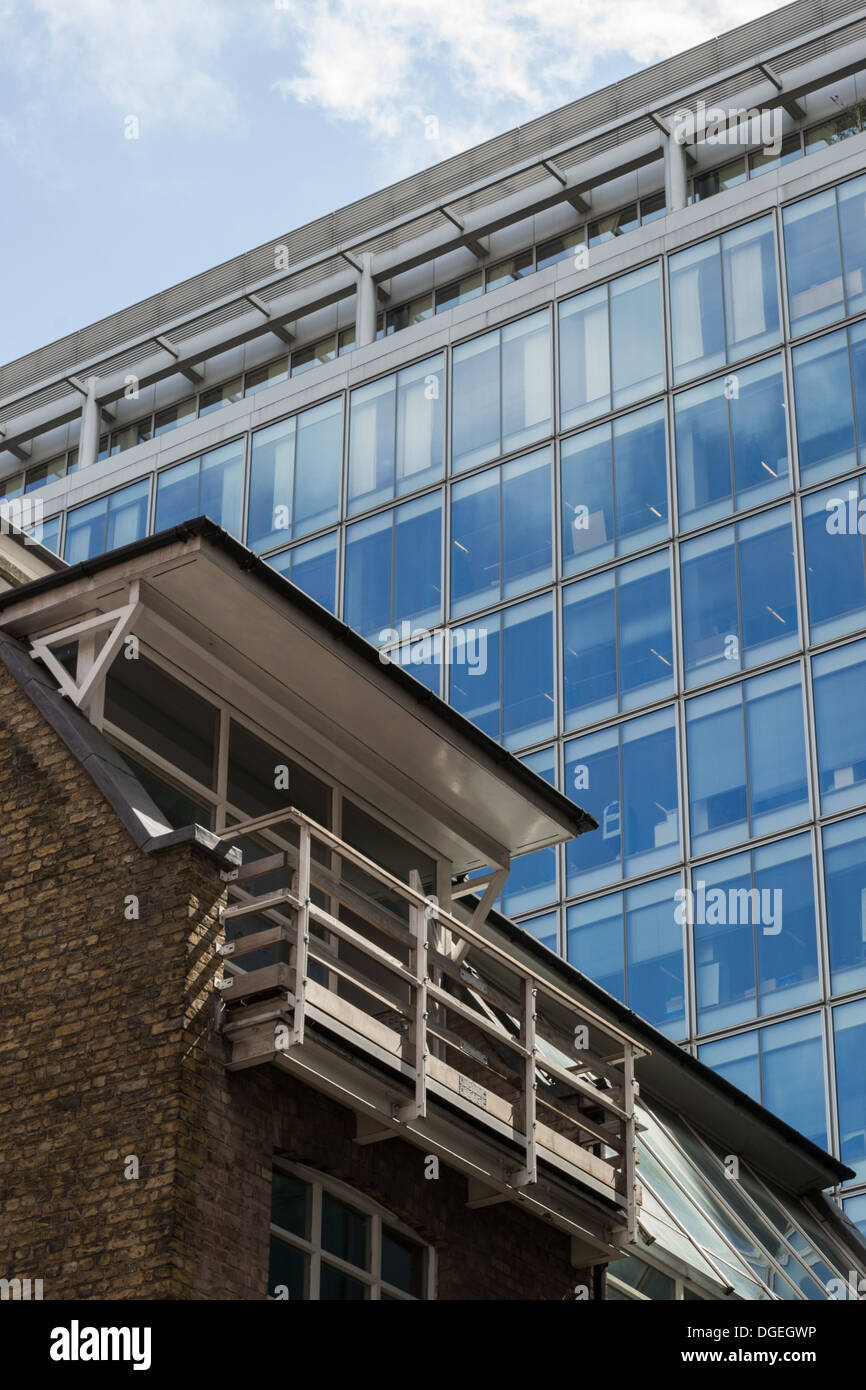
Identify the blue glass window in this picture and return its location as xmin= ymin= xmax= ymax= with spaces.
xmin=559 ymin=265 xmax=663 ymax=430
xmin=562 ymin=549 xmax=672 ymax=726
xmin=783 ymin=175 xmax=866 ymax=337
xmin=520 ymin=910 xmax=559 ymax=953
xmin=344 ymin=492 xmax=442 ymax=643
xmin=450 ymin=447 xmax=552 ymax=619
xmin=31 ymin=513 xmax=61 ymax=554
xmin=692 ymin=833 xmax=818 ymax=1033
xmin=567 ymin=892 xmax=625 ymax=1001
xmin=390 ymin=628 xmax=443 ymax=697
xmin=674 ymin=355 xmax=789 ymax=531
xmin=452 ymin=312 xmax=551 ymax=473
xmin=155 ymin=439 xmax=244 ymax=538
xmin=348 ymin=355 xmax=444 ymax=513
xmin=680 ymin=504 xmax=798 ymax=688
xmin=565 ymin=707 xmax=679 ymax=893
xmin=448 ymin=593 xmax=554 ymax=751
xmin=626 ymin=874 xmax=686 ymax=1040
xmin=561 ymin=400 xmax=667 ymax=574
xmin=267 ymin=532 xmax=338 ymax=614
xmin=248 ymin=397 xmax=342 ymax=551
xmin=834 ymin=998 xmax=866 ymax=1183
xmin=501 ymin=746 xmax=558 ymax=917
xmin=700 ymin=1014 xmax=826 ymax=1148
xmin=699 ymin=1030 xmax=761 ymax=1103
xmin=669 ymin=215 xmax=780 ymax=384
xmin=824 ymin=813 xmax=866 ymax=997
xmin=844 ymin=1194 xmax=866 ymax=1238
xmin=813 ymin=638 xmax=866 ymax=814
xmin=803 ymin=479 xmax=866 ymax=643
xmin=567 ymin=875 xmax=685 ymax=1039
xmin=64 ymin=478 xmax=150 ymax=563
xmin=792 ymin=322 xmax=866 ymax=483
xmin=686 ymin=666 xmax=808 ymax=856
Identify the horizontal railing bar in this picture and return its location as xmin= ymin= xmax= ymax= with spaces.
xmin=229 ymin=851 xmax=291 ymax=883
xmin=219 ymin=923 xmax=293 ymax=959
xmin=221 ymin=889 xmax=302 ymax=921
xmin=306 ymin=941 xmax=411 ymax=1019
xmin=426 ymin=982 xmax=530 ymax=1056
xmin=536 ymin=1091 xmax=625 ymax=1152
xmin=220 ymin=807 xmax=649 ymax=1056
xmin=536 ymin=1055 xmax=629 ymax=1121
xmin=308 ymin=903 xmax=418 ymax=987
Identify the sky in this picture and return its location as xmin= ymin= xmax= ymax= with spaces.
xmin=0 ymin=0 xmax=789 ymax=366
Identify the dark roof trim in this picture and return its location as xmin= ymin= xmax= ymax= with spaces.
xmin=0 ymin=516 xmax=597 ymax=839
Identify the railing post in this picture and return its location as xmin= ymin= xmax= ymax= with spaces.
xmin=622 ymin=1040 xmax=637 ymax=1242
xmin=398 ymin=869 xmax=428 ymax=1121
xmin=512 ymin=975 xmax=537 ymax=1186
xmin=290 ymin=823 xmax=311 ymax=1047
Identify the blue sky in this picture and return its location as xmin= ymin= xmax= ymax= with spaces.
xmin=0 ymin=0 xmax=785 ymax=366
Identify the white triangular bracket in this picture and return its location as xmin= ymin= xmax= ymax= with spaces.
xmin=29 ymin=581 xmax=142 ymax=711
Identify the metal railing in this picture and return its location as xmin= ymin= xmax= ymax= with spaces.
xmin=213 ymin=806 xmax=646 ymax=1236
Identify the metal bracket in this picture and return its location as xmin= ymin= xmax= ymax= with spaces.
xmin=28 ymin=583 xmax=142 ymax=713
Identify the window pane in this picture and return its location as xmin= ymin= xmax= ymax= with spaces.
xmin=693 ymin=157 xmax=746 ymax=202
xmin=839 ymin=174 xmax=866 ymax=320
xmin=813 ymin=639 xmax=866 ymax=813
xmin=104 ymin=654 xmax=218 ymax=788
xmin=561 ymin=422 xmax=613 ymax=574
xmin=452 ymin=330 xmax=500 ymax=473
xmin=155 ymin=456 xmax=198 ymax=532
xmin=700 ymin=1029 xmax=761 ymax=1102
xmin=396 ymin=355 xmax=444 ymax=497
xmin=248 ymin=415 xmax=296 ymax=552
xmin=730 ymin=354 xmax=789 ymax=511
xmin=319 ymin=1264 xmax=367 ymax=1299
xmin=722 ymin=216 xmax=780 ymax=362
xmin=518 ymin=908 xmax=558 ymax=951
xmin=617 ymin=550 xmax=673 ymax=710
xmin=64 ymin=496 xmax=106 ymax=562
xmin=793 ymin=329 xmax=856 ymax=482
xmin=737 ymin=506 xmax=798 ymax=669
xmin=681 ymin=527 xmax=739 ymax=688
xmin=502 ymin=447 xmax=552 ymax=598
xmin=349 ymin=373 xmax=395 ymax=512
xmin=449 ymin=615 xmax=500 ymax=741
xmin=589 ymin=204 xmax=638 ymax=246
xmin=754 ymin=834 xmax=818 ymax=1017
xmin=106 ymin=479 xmax=150 ymax=551
xmin=537 ymin=229 xmax=584 ymax=270
xmin=567 ymin=892 xmax=624 ymax=1000
xmin=345 ymin=510 xmax=392 ymax=641
xmin=502 ymin=593 xmax=554 ymax=750
xmin=435 ymin=272 xmax=482 ymax=313
xmin=199 ymin=377 xmax=242 ymax=416
xmin=610 ymin=263 xmax=664 ymax=409
xmin=381 ymin=1226 xmax=424 ymax=1297
xmin=744 ymin=666 xmax=808 ymax=838
xmin=565 ymin=727 xmax=620 ymax=893
xmin=393 ymin=493 xmax=442 ymax=632
xmin=123 ymin=754 xmax=211 ymax=830
xmin=269 ymin=1238 xmax=307 ymax=1299
xmin=621 ymin=707 xmax=679 ymax=876
xmin=154 ymin=397 xmax=196 ymax=436
xmin=626 ymin=874 xmax=684 ymax=1038
xmin=687 ymin=684 xmax=748 ymax=855
xmin=784 ymin=188 xmax=844 ymax=336
xmin=835 ymin=996 xmax=866 ymax=1183
xmin=200 ymin=439 xmax=244 ymax=537
xmin=501 ymin=311 xmax=551 ymax=456
xmin=824 ymin=813 xmax=866 ymax=995
xmin=613 ymin=400 xmax=668 ymax=552
xmin=486 ymin=249 xmax=533 ymax=290
xmin=272 ymin=1171 xmax=309 ymax=1238
xmin=321 ymin=1194 xmax=368 ymax=1269
xmin=694 ymin=851 xmax=756 ymax=1031
xmin=563 ymin=572 xmax=617 ymax=726
xmin=670 ymin=238 xmax=725 ymax=384
xmin=294 ymin=397 xmax=342 ymax=536
xmin=502 ymin=748 xmax=557 ymax=915
xmin=762 ymin=1013 xmax=826 ymax=1150
xmin=804 ymin=483 xmax=866 ymax=643
xmin=244 ymin=357 xmax=289 ymax=395
xmin=269 ymin=532 xmax=338 ymax=614
xmin=451 ymin=467 xmax=500 ymax=618
xmin=559 ymin=285 xmax=610 ymax=430
xmin=675 ymin=375 xmax=733 ymax=530
xmin=227 ymin=719 xmax=331 ymax=826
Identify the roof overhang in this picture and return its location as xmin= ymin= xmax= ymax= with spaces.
xmin=0 ymin=518 xmax=596 ymax=873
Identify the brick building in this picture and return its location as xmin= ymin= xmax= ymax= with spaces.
xmin=0 ymin=518 xmax=864 ymax=1302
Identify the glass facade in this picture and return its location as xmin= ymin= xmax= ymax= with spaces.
xmin=28 ymin=165 xmax=866 ymax=1218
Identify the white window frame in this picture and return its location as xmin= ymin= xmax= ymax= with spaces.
xmin=269 ymin=1161 xmax=436 ymax=1301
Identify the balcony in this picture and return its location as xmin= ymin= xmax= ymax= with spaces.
xmin=214 ymin=807 xmax=647 ymax=1256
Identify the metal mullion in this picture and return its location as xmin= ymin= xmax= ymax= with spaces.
xmin=104 ymin=725 xmax=220 ymax=812
xmin=310 ymin=1181 xmax=322 ymax=1300
xmin=269 ymin=1223 xmax=316 ymax=1258
xmin=746 ymin=1162 xmax=849 ymax=1284
xmin=369 ymin=1215 xmax=382 ymax=1301
xmin=639 ymin=1169 xmax=753 ymax=1297
xmin=318 ymin=1250 xmax=376 ymax=1289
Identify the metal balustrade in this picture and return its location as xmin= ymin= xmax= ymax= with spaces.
xmin=213 ymin=806 xmax=646 ymax=1240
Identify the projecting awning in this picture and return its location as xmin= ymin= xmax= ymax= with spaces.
xmin=0 ymin=518 xmax=596 ymax=873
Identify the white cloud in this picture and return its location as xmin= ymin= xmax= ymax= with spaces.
xmin=268 ymin=0 xmax=787 ymax=167
xmin=1 ymin=0 xmax=240 ymax=136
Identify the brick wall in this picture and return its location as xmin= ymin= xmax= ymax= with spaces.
xmin=0 ymin=659 xmax=589 ymax=1300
